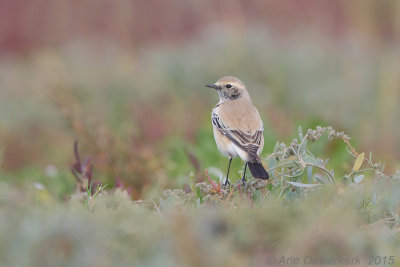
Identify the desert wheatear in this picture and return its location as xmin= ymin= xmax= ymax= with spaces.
xmin=206 ymin=76 xmax=269 ymax=185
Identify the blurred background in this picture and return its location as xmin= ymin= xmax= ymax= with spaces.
xmin=1 ymin=0 xmax=399 ymax=198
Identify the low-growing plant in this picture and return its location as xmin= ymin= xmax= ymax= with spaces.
xmin=196 ymin=126 xmax=399 ymax=225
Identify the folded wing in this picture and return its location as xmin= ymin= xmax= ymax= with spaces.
xmin=212 ymin=112 xmax=263 ymax=161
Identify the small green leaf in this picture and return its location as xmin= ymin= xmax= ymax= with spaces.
xmin=307 ymin=166 xmax=312 ymax=183
xmin=268 ymin=157 xmax=277 ymax=175
xmin=268 ymin=156 xmax=277 ymax=168
xmin=353 ymin=152 xmax=365 ymax=171
xmin=189 ymin=171 xmax=195 ymax=180
xmin=299 ymin=139 xmax=307 ymax=155
xmin=287 ymin=181 xmax=322 ymax=188
xmin=315 ymin=176 xmax=326 ymax=184
xmin=303 ymin=153 xmax=320 ymax=165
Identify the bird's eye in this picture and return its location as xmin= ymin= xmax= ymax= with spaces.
xmin=226 ymin=84 xmax=232 ymax=89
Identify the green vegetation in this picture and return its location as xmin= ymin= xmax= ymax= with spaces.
xmin=1 ymin=124 xmax=399 ymax=266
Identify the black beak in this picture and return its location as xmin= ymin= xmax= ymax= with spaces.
xmin=205 ymin=83 xmax=219 ymax=90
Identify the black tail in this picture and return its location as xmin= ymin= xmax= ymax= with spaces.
xmin=248 ymin=162 xmax=269 ymax=180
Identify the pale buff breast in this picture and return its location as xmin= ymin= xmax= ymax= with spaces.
xmin=217 ymin=96 xmax=263 ymax=134
xmin=212 ymin=99 xmax=264 ymax=162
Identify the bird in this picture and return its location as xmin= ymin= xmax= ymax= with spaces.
xmin=206 ymin=76 xmax=269 ymax=186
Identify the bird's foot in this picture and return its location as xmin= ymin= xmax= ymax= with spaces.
xmin=223 ymin=178 xmax=230 ymax=187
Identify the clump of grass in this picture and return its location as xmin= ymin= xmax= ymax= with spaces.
xmin=70 ymin=140 xmax=104 ymax=195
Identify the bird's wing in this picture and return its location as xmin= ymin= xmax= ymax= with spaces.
xmin=212 ymin=111 xmax=263 ymax=160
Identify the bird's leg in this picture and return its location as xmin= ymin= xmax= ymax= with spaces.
xmin=241 ymin=163 xmax=248 ymax=186
xmin=224 ymin=158 xmax=232 ymax=186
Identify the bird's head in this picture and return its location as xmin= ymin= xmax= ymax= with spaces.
xmin=206 ymin=76 xmax=248 ymax=102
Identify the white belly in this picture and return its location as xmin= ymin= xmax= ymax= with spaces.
xmin=213 ymin=126 xmax=251 ymax=162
